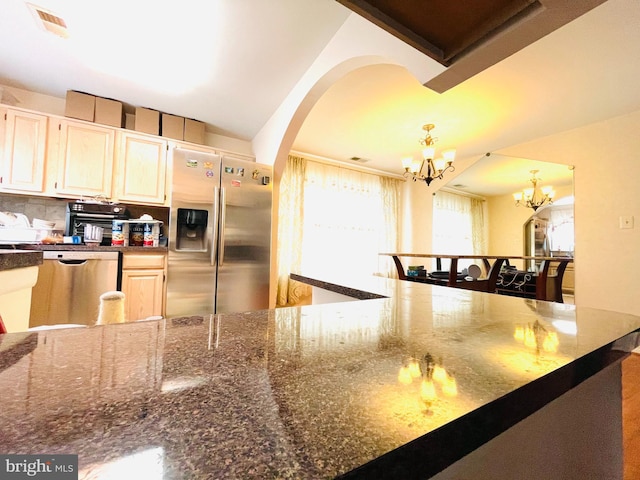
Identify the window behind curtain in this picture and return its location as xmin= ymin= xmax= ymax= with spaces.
xmin=300 ymin=161 xmax=399 ymax=279
xmin=432 ymin=190 xmax=485 ymax=272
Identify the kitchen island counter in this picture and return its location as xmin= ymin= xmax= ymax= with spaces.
xmin=0 ymin=248 xmax=42 ymax=271
xmin=0 ymin=274 xmax=639 ymax=478
xmin=3 ymin=243 xmax=168 ymax=253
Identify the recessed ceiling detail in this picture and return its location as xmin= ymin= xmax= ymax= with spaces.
xmin=337 ymin=0 xmax=607 ymax=92
xmin=337 ymin=0 xmax=541 ymax=66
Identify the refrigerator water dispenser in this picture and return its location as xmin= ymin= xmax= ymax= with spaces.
xmin=176 ymin=208 xmax=208 ymax=250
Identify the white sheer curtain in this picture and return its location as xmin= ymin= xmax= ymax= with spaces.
xmin=276 ymin=155 xmax=311 ymax=306
xmin=301 ymin=161 xmax=401 ymax=278
xmin=276 ymin=156 xmax=401 ymax=306
xmin=432 ymin=190 xmax=486 ymax=271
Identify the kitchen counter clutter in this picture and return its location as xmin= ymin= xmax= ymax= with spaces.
xmin=1 ymin=274 xmax=640 ymax=478
xmin=2 ymin=243 xmax=168 ymax=253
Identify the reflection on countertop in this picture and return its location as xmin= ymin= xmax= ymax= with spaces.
xmin=0 ymin=275 xmax=640 ymax=478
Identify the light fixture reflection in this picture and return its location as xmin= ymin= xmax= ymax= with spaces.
xmin=398 ymin=366 xmax=413 ymax=385
xmin=398 ymin=353 xmax=457 ymax=411
xmin=420 ymin=379 xmax=437 ymax=404
xmin=442 ymin=375 xmax=458 ymax=397
xmin=514 ymin=320 xmax=559 ymax=354
xmin=513 ymin=170 xmax=556 ymax=211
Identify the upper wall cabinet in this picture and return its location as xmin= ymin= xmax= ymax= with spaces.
xmin=0 ymin=107 xmax=48 ymax=193
xmin=0 ymin=106 xmax=253 ymax=206
xmin=55 ymin=119 xmax=115 ymax=199
xmin=114 ymin=131 xmax=168 ymax=205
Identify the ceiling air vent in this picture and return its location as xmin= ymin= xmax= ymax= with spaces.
xmin=349 ymin=156 xmax=370 ymax=163
xmin=27 ymin=3 xmax=69 ymax=38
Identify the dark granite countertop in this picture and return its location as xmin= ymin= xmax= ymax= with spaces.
xmin=0 ymin=249 xmax=43 ymax=271
xmin=1 ymin=244 xmax=168 ymax=253
xmin=1 ymin=274 xmax=640 ymax=478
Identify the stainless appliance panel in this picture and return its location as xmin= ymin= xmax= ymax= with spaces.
xmin=166 ymin=149 xmax=220 ymax=318
xmin=29 ymin=251 xmax=119 ymax=327
xmin=216 ymin=156 xmax=272 ymax=314
xmin=166 ymin=148 xmax=272 ymax=317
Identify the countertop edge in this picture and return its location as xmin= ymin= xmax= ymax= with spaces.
xmin=338 ymin=341 xmax=630 ymax=479
xmin=2 ymin=244 xmax=168 ymax=253
xmin=290 ymin=273 xmax=388 ymax=300
xmin=0 ymin=250 xmax=43 ymax=272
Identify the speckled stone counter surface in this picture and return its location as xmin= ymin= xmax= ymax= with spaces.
xmin=1 ymin=275 xmax=640 ymax=479
xmin=290 ymin=273 xmax=387 ymax=300
xmin=0 ymin=249 xmax=42 ymax=271
xmin=2 ymin=244 xmax=168 ymax=253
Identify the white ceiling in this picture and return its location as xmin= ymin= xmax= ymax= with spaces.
xmin=1 ymin=0 xmax=639 ymax=196
xmin=0 ymin=0 xmax=351 ymax=138
xmin=293 ymin=0 xmax=640 ymax=193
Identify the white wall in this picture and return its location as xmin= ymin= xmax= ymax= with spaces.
xmin=499 ymin=109 xmax=640 ymax=315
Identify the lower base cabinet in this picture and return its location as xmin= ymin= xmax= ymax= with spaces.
xmin=121 ymin=253 xmax=166 ymax=321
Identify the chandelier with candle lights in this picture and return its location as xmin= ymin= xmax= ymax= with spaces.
xmin=401 ymin=124 xmax=456 ymax=186
xmin=398 ymin=353 xmax=457 ymax=410
xmin=513 ymin=170 xmax=556 ymax=211
xmin=513 ymin=320 xmax=559 ymax=355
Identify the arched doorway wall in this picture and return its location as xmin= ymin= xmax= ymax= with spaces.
xmin=259 ymin=56 xmax=406 ymax=307
xmin=251 ymin=14 xmax=444 ymax=307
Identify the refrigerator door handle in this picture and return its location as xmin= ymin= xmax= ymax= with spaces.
xmin=211 ymin=187 xmax=220 ymax=266
xmin=219 ymin=187 xmax=226 ymax=266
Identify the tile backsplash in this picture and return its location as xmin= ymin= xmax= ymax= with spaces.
xmin=0 ymin=193 xmax=67 ymax=230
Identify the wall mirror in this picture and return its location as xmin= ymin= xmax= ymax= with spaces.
xmin=441 ymin=152 xmax=575 ymax=262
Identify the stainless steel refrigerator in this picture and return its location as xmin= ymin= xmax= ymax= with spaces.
xmin=524 ymin=216 xmax=549 ymax=272
xmin=166 ymin=147 xmax=272 ymax=317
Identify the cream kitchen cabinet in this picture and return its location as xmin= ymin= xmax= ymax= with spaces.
xmin=114 ymin=131 xmax=168 ymax=205
xmin=121 ymin=253 xmax=166 ymax=321
xmin=55 ymin=118 xmax=115 ymax=199
xmin=0 ymin=107 xmax=48 ymax=193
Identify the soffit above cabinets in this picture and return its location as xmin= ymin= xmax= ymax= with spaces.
xmin=336 ymin=0 xmax=608 ymax=92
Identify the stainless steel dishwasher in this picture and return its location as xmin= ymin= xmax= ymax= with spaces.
xmin=29 ymin=251 xmax=120 ymax=327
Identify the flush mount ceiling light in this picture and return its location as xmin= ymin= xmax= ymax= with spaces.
xmin=27 ymin=3 xmax=69 ymax=38
xmin=401 ymin=124 xmax=456 ymax=186
xmin=513 ymin=170 xmax=555 ymax=211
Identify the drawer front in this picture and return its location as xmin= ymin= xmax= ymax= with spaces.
xmin=122 ymin=253 xmax=166 ymax=269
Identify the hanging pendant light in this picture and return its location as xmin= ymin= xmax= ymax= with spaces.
xmin=513 ymin=170 xmax=555 ymax=211
xmin=401 ymin=124 xmax=456 ymax=186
